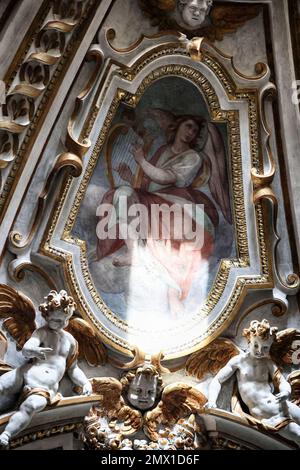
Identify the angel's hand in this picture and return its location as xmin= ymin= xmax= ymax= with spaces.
xmin=275 ymin=391 xmax=291 ymax=403
xmin=115 ymin=163 xmax=133 ymax=183
xmin=131 ymin=144 xmax=144 ymax=164
xmin=30 ymin=347 xmax=53 ymax=360
xmin=82 ymin=381 xmax=93 ymax=396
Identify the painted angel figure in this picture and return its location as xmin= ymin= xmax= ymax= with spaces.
xmin=97 ymin=109 xmax=232 ymax=318
xmin=0 ymin=286 xmax=106 ymax=447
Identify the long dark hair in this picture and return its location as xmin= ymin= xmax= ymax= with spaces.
xmin=166 ymin=115 xmax=208 ymax=150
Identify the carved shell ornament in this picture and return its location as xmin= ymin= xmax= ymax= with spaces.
xmin=138 ymin=0 xmax=262 ymax=40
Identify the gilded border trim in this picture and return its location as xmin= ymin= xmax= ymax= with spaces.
xmin=40 ymin=48 xmax=273 ymax=356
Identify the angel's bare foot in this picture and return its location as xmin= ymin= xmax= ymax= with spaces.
xmin=113 ymin=253 xmax=133 ymax=267
xmin=0 ymin=431 xmax=11 ymax=448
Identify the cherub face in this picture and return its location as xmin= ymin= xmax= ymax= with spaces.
xmin=46 ymin=309 xmax=70 ymax=331
xmin=128 ymin=372 xmax=158 ymax=410
xmin=249 ymin=335 xmax=273 ymax=359
xmin=178 ymin=0 xmax=212 ymax=29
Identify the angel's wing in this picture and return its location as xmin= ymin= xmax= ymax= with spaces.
xmin=288 ymin=371 xmax=300 ymax=406
xmin=89 ymin=377 xmax=122 ymax=397
xmin=209 ymin=4 xmax=262 ymax=42
xmin=270 ymin=329 xmax=300 ymax=367
xmin=162 ymin=383 xmax=207 ymax=415
xmin=145 ymin=383 xmax=206 ymax=441
xmin=138 ymin=0 xmax=176 ymax=24
xmin=186 ymin=338 xmax=240 ymax=381
xmin=164 ymin=384 xmax=207 ymax=413
xmin=65 ymin=317 xmax=107 ymax=367
xmin=0 ymin=284 xmax=36 ymax=349
xmin=202 ymin=123 xmax=232 ymax=224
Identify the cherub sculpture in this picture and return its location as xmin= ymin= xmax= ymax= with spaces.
xmin=120 ymin=363 xmax=164 ymax=411
xmin=186 ymin=320 xmax=300 ymax=446
xmin=83 ymin=377 xmax=143 ymax=450
xmin=0 ymin=286 xmax=106 ymax=447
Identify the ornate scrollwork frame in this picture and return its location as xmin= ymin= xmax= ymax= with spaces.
xmin=33 ymin=33 xmax=297 ymax=360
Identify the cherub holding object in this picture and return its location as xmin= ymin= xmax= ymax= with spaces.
xmin=205 ymin=320 xmax=300 ymax=445
xmin=0 ymin=287 xmax=106 ymax=447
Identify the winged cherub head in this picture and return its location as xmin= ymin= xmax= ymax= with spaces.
xmin=39 ymin=290 xmax=76 ymax=331
xmin=177 ymin=0 xmax=213 ymax=29
xmin=121 ymin=364 xmax=163 ymax=411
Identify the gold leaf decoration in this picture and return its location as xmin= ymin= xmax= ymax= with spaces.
xmin=185 ymin=338 xmax=240 ymax=380
xmin=65 ymin=317 xmax=107 ymax=366
xmin=0 ymin=284 xmax=36 ymax=349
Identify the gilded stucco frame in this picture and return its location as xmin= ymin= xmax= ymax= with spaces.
xmin=39 ymin=39 xmax=276 ymax=359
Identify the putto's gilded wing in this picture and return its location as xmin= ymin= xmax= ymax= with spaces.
xmin=0 ymin=330 xmax=7 ymax=360
xmin=162 ymin=383 xmax=207 ymax=414
xmin=0 ymin=330 xmax=12 ymax=373
xmin=186 ymin=338 xmax=240 ymax=381
xmin=138 ymin=0 xmax=176 ymax=24
xmin=89 ymin=377 xmax=122 ymax=398
xmin=65 ymin=317 xmax=107 ymax=367
xmin=271 ymin=329 xmax=300 ymax=367
xmin=0 ymin=284 xmax=36 ymax=349
xmin=208 ymin=4 xmax=261 ymax=41
xmin=288 ymin=371 xmax=300 ymax=406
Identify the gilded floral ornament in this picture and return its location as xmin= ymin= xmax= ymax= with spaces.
xmin=82 ymin=377 xmax=143 ymax=450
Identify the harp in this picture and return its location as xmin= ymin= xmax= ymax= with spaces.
xmin=104 ymin=123 xmax=155 ymax=189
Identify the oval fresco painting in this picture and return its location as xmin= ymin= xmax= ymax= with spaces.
xmin=72 ymin=76 xmax=236 ymax=334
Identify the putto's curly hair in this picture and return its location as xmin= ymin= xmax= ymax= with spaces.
xmin=39 ymin=290 xmax=76 ymax=319
xmin=178 ymin=0 xmax=213 ymax=12
xmin=243 ymin=319 xmax=278 ymax=343
xmin=166 ymin=115 xmax=208 ymax=151
xmin=120 ymin=364 xmax=163 ymax=398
